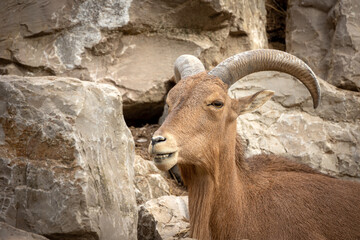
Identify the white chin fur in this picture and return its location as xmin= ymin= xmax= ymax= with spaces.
xmin=153 ymin=153 xmax=178 ymax=171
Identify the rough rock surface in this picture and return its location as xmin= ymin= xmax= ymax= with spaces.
xmin=230 ymin=72 xmax=360 ymax=179
xmin=134 ymin=155 xmax=170 ymax=204
xmin=138 ymin=196 xmax=190 ymax=240
xmin=286 ymin=0 xmax=360 ymax=91
xmin=0 ymin=222 xmax=49 ymax=240
xmin=0 ymin=75 xmax=137 ymax=239
xmin=0 ymin=0 xmax=268 ymax=124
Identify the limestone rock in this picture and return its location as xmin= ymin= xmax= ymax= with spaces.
xmin=134 ymin=155 xmax=170 ymax=204
xmin=286 ymin=0 xmax=360 ymax=91
xmin=112 ymin=35 xmax=201 ymax=125
xmin=0 ymin=0 xmax=268 ymax=124
xmin=138 ymin=196 xmax=190 ymax=240
xmin=0 ymin=75 xmax=137 ymax=239
xmin=123 ymin=0 xmax=268 ymax=123
xmin=0 ymin=222 xmax=49 ymax=240
xmin=230 ymin=71 xmax=360 ymax=179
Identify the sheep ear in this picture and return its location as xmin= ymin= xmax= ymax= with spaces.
xmin=233 ymin=90 xmax=274 ymax=115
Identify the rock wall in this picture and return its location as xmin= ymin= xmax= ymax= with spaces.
xmin=231 ymin=72 xmax=360 ymax=179
xmin=286 ymin=0 xmax=360 ymax=91
xmin=0 ymin=76 xmax=137 ymax=239
xmin=0 ymin=0 xmax=268 ymax=125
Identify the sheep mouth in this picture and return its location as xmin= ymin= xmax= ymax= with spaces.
xmin=151 ymin=151 xmax=178 ymax=171
xmin=153 ymin=152 xmax=176 ymax=162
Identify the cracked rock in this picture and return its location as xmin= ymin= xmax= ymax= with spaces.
xmin=287 ymin=0 xmax=360 ymax=91
xmin=0 ymin=75 xmax=137 ymax=240
xmin=138 ymin=196 xmax=190 ymax=240
xmin=230 ymin=71 xmax=360 ymax=179
xmin=0 ymin=0 xmax=268 ymax=124
xmin=134 ymin=155 xmax=170 ymax=204
xmin=0 ymin=222 xmax=49 ymax=240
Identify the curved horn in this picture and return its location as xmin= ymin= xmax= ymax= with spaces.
xmin=208 ymin=49 xmax=321 ymax=108
xmin=174 ymin=55 xmax=205 ymax=83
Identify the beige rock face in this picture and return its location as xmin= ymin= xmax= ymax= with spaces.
xmin=134 ymin=155 xmax=170 ymax=204
xmin=0 ymin=75 xmax=137 ymax=239
xmin=230 ymin=72 xmax=360 ymax=179
xmin=0 ymin=222 xmax=49 ymax=240
xmin=0 ymin=0 xmax=267 ymax=123
xmin=138 ymin=196 xmax=190 ymax=240
xmin=286 ymin=0 xmax=360 ymax=91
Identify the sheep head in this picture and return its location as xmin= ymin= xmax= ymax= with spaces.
xmin=148 ymin=49 xmax=320 ymax=172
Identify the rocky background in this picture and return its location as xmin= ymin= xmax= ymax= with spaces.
xmin=0 ymin=0 xmax=359 ymax=239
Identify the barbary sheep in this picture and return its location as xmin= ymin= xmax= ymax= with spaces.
xmin=148 ymin=49 xmax=360 ymax=240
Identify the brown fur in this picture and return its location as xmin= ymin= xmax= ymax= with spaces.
xmin=180 ymin=136 xmax=360 ymax=240
xmin=152 ymin=72 xmax=360 ymax=240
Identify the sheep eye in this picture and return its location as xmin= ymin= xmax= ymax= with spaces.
xmin=210 ymin=100 xmax=224 ymax=108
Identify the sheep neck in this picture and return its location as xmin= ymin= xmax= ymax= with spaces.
xmin=179 ymin=135 xmax=246 ymax=240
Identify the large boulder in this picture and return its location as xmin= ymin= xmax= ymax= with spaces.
xmin=286 ymin=0 xmax=360 ymax=91
xmin=230 ymin=72 xmax=360 ymax=179
xmin=0 ymin=0 xmax=268 ymax=124
xmin=0 ymin=75 xmax=137 ymax=239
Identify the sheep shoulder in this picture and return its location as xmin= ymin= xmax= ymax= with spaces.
xmin=231 ymin=154 xmax=360 ymax=239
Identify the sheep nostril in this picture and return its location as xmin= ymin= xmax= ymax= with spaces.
xmin=151 ymin=136 xmax=167 ymax=146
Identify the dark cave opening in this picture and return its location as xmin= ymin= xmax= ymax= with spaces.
xmin=123 ymin=81 xmax=176 ymax=127
xmin=266 ymin=0 xmax=288 ymax=51
xmin=123 ymin=101 xmax=165 ymax=127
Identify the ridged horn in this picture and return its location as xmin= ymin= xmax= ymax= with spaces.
xmin=208 ymin=49 xmax=321 ymax=108
xmin=174 ymin=55 xmax=206 ymax=83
